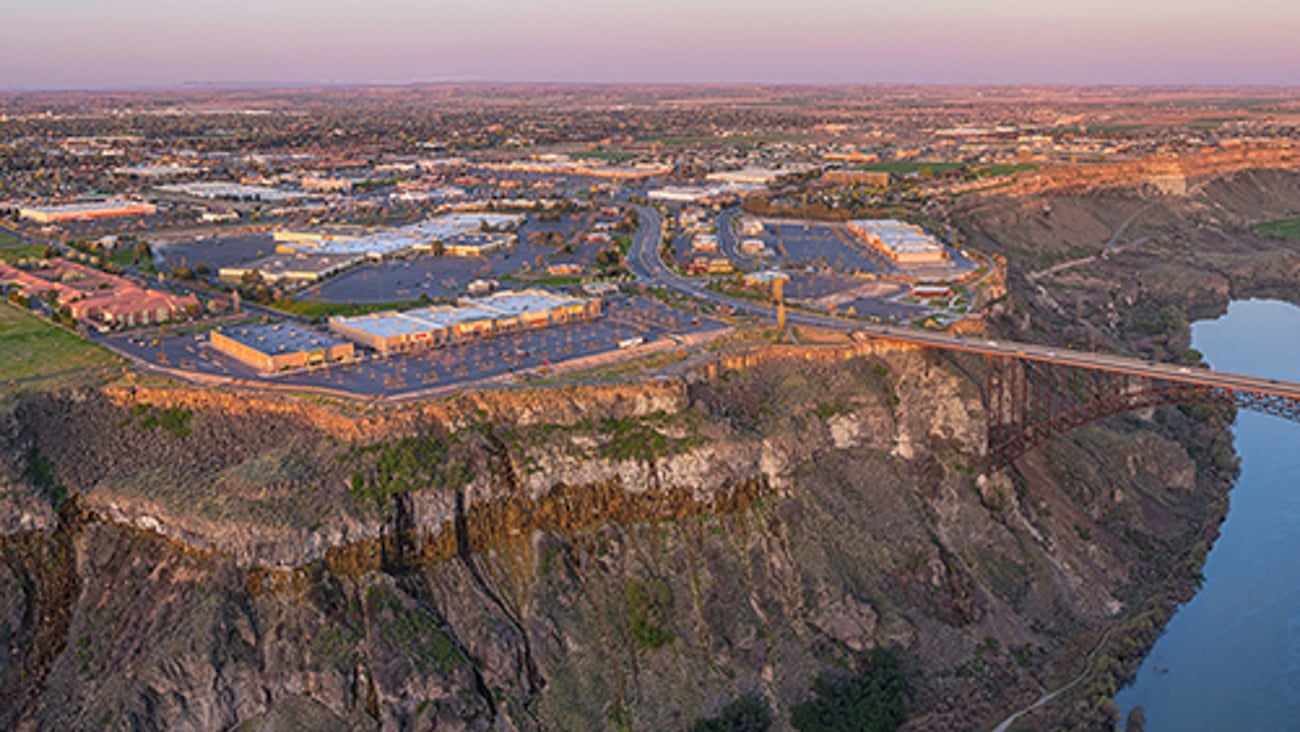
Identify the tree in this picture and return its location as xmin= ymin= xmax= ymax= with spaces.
xmin=691 ymin=696 xmax=772 ymax=732
xmin=1126 ymin=706 xmax=1146 ymax=732
xmin=790 ymin=648 xmax=907 ymax=732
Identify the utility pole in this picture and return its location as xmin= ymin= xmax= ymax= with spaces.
xmin=774 ymin=277 xmax=786 ymax=332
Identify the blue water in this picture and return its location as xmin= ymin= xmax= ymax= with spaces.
xmin=1115 ymin=299 xmax=1300 ymax=731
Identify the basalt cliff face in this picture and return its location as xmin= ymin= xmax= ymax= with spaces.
xmin=0 ymin=342 xmax=1233 ymax=731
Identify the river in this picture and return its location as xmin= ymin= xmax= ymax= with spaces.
xmin=1116 ymin=299 xmax=1300 ymax=731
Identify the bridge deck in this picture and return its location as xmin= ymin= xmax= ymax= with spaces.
xmin=855 ymin=325 xmax=1300 ymax=400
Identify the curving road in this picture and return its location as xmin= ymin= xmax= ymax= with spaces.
xmin=629 ymin=204 xmax=868 ymax=330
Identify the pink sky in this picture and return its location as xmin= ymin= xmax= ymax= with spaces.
xmin=2 ymin=0 xmax=1296 ymax=89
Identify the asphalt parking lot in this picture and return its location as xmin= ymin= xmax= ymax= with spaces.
xmin=782 ymin=272 xmax=867 ymax=299
xmin=293 ymin=216 xmax=613 ymax=304
xmin=767 ymin=223 xmax=888 ymax=274
xmin=157 ymin=234 xmax=279 ymax=272
xmin=101 ymin=296 xmax=717 ymax=398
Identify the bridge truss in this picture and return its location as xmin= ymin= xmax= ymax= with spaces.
xmin=983 ymin=355 xmax=1300 ymax=473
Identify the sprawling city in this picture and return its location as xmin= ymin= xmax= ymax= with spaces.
xmin=1 ymin=4 xmax=1298 ymax=731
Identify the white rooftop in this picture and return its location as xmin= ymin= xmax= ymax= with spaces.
xmin=331 ymin=289 xmax=585 ymax=339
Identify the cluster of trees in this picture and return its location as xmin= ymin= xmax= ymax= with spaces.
xmin=691 ymin=696 xmax=772 ymax=732
xmin=594 ymin=246 xmax=627 ymax=277
xmin=614 ymin=209 xmax=639 ymax=234
xmin=790 ymin=648 xmax=908 ymax=732
xmin=688 ymin=648 xmax=907 ymax=732
xmin=169 ymin=262 xmax=210 ymax=281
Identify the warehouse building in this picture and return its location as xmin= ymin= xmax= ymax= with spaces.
xmin=159 ymin=182 xmax=298 ymax=202
xmin=218 ymin=252 xmax=365 ymax=285
xmin=18 ymin=200 xmax=157 ymax=224
xmin=847 ymin=219 xmax=949 ymax=265
xmin=329 ymin=289 xmax=601 ymax=356
xmin=273 ymin=213 xmax=522 ymax=260
xmin=272 ymin=230 xmax=361 ymax=251
xmin=209 ymin=323 xmax=355 ymax=373
xmin=441 ymin=231 xmax=515 ymax=257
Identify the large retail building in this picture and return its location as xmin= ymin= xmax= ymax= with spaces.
xmin=209 ymin=323 xmax=355 ymax=373
xmin=328 ymin=289 xmax=601 ymax=356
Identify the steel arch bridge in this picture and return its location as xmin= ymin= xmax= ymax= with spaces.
xmin=982 ymin=354 xmax=1300 ymax=473
xmin=852 ymin=326 xmax=1300 ymax=474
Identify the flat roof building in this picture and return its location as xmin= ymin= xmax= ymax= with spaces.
xmin=159 ymin=182 xmax=299 ymax=202
xmin=274 ymin=213 xmax=523 ymax=260
xmin=329 ymin=288 xmax=601 ymax=356
xmin=441 ymin=231 xmax=515 ymax=257
xmin=210 ymin=323 xmax=355 ymax=374
xmin=218 ymin=252 xmax=365 ymax=285
xmin=691 ymin=234 xmax=720 ymax=253
xmin=484 ymin=158 xmax=671 ymax=180
xmin=847 ymin=219 xmax=949 ymax=265
xmin=18 ymin=200 xmax=157 ymax=224
xmin=705 ymin=166 xmax=814 ymax=186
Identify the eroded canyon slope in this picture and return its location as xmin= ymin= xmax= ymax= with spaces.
xmin=0 ymin=344 xmax=1233 ymax=731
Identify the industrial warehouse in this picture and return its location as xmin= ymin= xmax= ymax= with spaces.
xmin=17 ymin=199 xmax=157 ymax=224
xmin=847 ymin=219 xmax=950 ymax=265
xmin=328 ymin=289 xmax=601 ymax=355
xmin=273 ymin=213 xmax=524 ymax=259
xmin=217 ymin=252 xmax=365 ymax=285
xmin=209 ymin=323 xmax=355 ymax=373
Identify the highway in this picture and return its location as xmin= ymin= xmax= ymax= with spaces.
xmin=629 ymin=205 xmax=1300 ymax=401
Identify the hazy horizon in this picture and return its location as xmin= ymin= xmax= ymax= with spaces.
xmin=3 ymin=0 xmax=1298 ymax=92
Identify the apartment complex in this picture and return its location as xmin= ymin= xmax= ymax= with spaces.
xmin=0 ymin=259 xmax=198 ymax=328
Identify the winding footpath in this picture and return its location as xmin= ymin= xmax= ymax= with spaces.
xmin=989 ymin=626 xmax=1117 ymax=732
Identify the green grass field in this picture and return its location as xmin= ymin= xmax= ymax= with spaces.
xmin=1255 ymin=218 xmax=1300 ymax=241
xmin=972 ymin=163 xmax=1039 ymax=178
xmin=852 ymin=161 xmax=964 ymax=175
xmin=268 ymin=299 xmax=421 ymax=319
xmin=0 ymin=304 xmax=123 ymax=386
xmin=108 ymin=249 xmax=139 ymax=267
xmin=0 ymin=230 xmax=21 ymax=246
xmin=0 ymin=245 xmax=47 ymax=263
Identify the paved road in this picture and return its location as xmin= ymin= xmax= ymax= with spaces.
xmin=854 ymin=324 xmax=1300 ymax=399
xmin=628 ymin=205 xmax=883 ymax=330
xmin=714 ymin=207 xmax=745 ymax=262
xmin=631 ymin=205 xmax=1300 ymax=400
